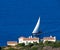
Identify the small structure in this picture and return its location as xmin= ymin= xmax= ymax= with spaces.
xmin=18 ymin=36 xmax=39 ymax=45
xmin=7 ymin=41 xmax=17 ymax=46
xmin=43 ymin=36 xmax=56 ymax=43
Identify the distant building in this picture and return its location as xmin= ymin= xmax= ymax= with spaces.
xmin=18 ymin=36 xmax=39 ymax=45
xmin=43 ymin=36 xmax=56 ymax=43
xmin=7 ymin=41 xmax=17 ymax=46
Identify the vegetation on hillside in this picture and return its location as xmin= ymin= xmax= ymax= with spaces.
xmin=1 ymin=41 xmax=60 ymax=50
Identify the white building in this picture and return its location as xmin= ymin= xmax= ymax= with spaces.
xmin=43 ymin=36 xmax=56 ymax=43
xmin=18 ymin=36 xmax=39 ymax=45
xmin=7 ymin=41 xmax=17 ymax=46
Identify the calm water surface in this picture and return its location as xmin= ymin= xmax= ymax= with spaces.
xmin=0 ymin=0 xmax=60 ymax=46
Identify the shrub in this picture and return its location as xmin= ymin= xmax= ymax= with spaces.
xmin=53 ymin=41 xmax=60 ymax=48
xmin=28 ymin=43 xmax=34 ymax=48
xmin=33 ymin=42 xmax=38 ymax=45
xmin=39 ymin=42 xmax=44 ymax=47
xmin=31 ymin=46 xmax=38 ymax=50
xmin=44 ymin=41 xmax=55 ymax=46
xmin=8 ymin=48 xmax=15 ymax=50
xmin=17 ymin=43 xmax=25 ymax=47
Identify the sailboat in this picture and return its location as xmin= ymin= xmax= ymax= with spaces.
xmin=32 ymin=17 xmax=41 ymax=37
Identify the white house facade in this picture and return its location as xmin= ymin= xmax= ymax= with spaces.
xmin=18 ymin=36 xmax=39 ymax=45
xmin=7 ymin=41 xmax=17 ymax=46
xmin=43 ymin=36 xmax=56 ymax=43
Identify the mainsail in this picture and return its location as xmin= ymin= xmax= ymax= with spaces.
xmin=32 ymin=17 xmax=40 ymax=34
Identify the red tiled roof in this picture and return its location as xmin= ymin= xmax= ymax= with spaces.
xmin=7 ymin=41 xmax=17 ymax=44
xmin=43 ymin=37 xmax=55 ymax=40
xmin=23 ymin=38 xmax=39 ymax=40
xmin=19 ymin=37 xmax=39 ymax=41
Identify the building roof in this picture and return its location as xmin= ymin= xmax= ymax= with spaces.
xmin=23 ymin=38 xmax=39 ymax=41
xmin=43 ymin=36 xmax=56 ymax=40
xmin=19 ymin=37 xmax=39 ymax=41
xmin=43 ymin=37 xmax=55 ymax=40
xmin=7 ymin=41 xmax=17 ymax=44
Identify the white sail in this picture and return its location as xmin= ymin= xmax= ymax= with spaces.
xmin=32 ymin=17 xmax=40 ymax=33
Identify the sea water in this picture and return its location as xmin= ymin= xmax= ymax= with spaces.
xmin=0 ymin=0 xmax=60 ymax=46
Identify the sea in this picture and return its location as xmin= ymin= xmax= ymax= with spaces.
xmin=0 ymin=0 xmax=60 ymax=46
